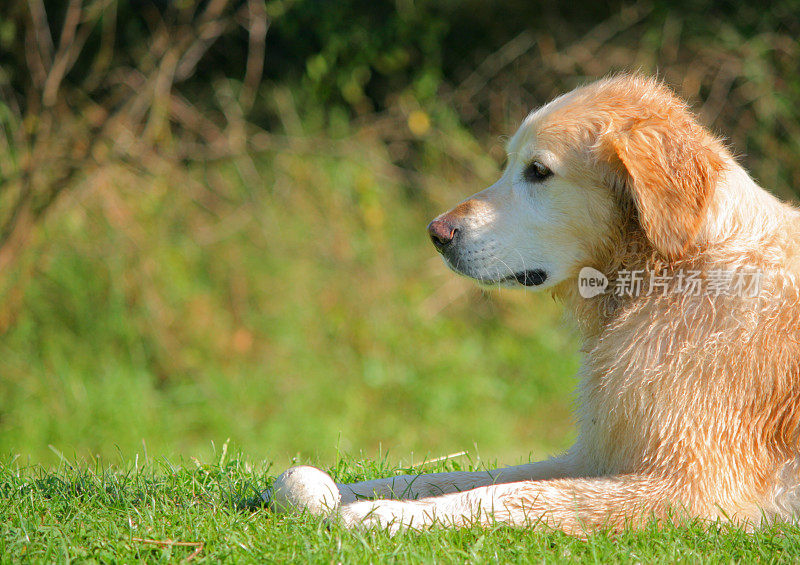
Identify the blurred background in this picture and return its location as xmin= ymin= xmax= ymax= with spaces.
xmin=0 ymin=0 xmax=798 ymax=467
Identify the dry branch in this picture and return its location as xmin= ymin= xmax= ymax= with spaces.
xmin=131 ymin=537 xmax=204 ymax=561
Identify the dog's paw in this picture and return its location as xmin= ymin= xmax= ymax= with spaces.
xmin=263 ymin=465 xmax=341 ymax=515
xmin=339 ymin=499 xmax=434 ymax=534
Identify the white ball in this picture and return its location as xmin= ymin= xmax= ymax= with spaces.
xmin=265 ymin=465 xmax=341 ymax=515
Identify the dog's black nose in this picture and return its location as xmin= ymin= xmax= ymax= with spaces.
xmin=427 ymin=217 xmax=458 ymax=251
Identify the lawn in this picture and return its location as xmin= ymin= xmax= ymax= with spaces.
xmin=3 ymin=451 xmax=799 ymax=563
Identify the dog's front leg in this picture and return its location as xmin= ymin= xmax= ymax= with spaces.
xmin=339 ymin=475 xmax=684 ymax=534
xmin=337 ymin=456 xmax=577 ymax=504
xmin=264 ymin=456 xmax=579 ymax=516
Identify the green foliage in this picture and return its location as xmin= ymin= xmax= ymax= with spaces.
xmin=265 ymin=0 xmax=448 ymax=114
xmin=1 ymin=0 xmax=800 ymax=470
xmin=0 ymin=126 xmax=579 ymax=465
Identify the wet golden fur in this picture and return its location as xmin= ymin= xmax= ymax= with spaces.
xmin=269 ymin=75 xmax=800 ymax=533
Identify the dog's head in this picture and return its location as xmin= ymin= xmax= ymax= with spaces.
xmin=428 ymin=75 xmax=727 ymax=291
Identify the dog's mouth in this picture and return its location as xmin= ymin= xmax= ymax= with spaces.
xmin=466 ymin=268 xmax=549 ymax=287
xmin=507 ymin=269 xmax=548 ymax=286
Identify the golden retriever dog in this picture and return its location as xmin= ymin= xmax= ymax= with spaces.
xmin=265 ymin=74 xmax=800 ymax=534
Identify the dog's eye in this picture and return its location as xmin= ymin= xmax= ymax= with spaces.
xmin=523 ymin=161 xmax=553 ymax=183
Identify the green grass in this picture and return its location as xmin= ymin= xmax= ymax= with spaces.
xmin=2 ymin=451 xmax=799 ymax=563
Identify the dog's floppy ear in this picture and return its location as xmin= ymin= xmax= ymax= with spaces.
xmin=608 ymin=117 xmax=725 ymax=261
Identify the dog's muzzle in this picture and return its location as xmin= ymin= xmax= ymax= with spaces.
xmin=427 ymin=217 xmax=548 ymax=287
